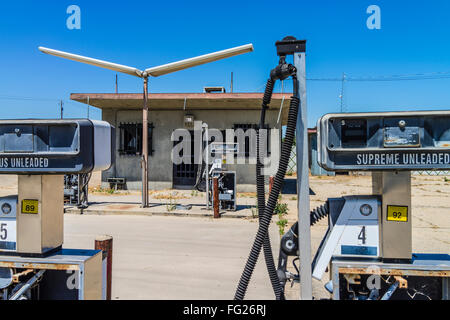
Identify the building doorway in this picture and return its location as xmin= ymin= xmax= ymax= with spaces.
xmin=172 ymin=130 xmax=199 ymax=189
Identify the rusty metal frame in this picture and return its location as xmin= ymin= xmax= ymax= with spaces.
xmin=338 ymin=267 xmax=450 ymax=278
xmin=331 ymin=257 xmax=450 ymax=300
xmin=0 ymin=261 xmax=79 ymax=271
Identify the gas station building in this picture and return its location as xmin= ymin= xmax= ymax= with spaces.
xmin=71 ymin=92 xmax=290 ymax=191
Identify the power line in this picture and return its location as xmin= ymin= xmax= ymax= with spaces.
xmin=0 ymin=95 xmax=100 ymax=120
xmin=3 ymin=69 xmax=450 ymax=110
xmin=0 ymin=95 xmax=96 ymax=109
xmin=0 ymin=95 xmax=61 ymax=102
xmin=251 ymin=70 xmax=450 ymax=92
xmin=308 ymin=71 xmax=450 ymax=82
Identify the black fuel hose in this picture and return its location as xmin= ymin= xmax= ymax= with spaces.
xmin=310 ymin=203 xmax=329 ymax=226
xmin=234 ymin=75 xmax=299 ymax=300
xmin=256 ymin=78 xmax=285 ymax=300
xmin=286 ymin=203 xmax=330 ymax=241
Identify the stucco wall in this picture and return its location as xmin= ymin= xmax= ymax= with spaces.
xmin=102 ymin=108 xmax=282 ymax=191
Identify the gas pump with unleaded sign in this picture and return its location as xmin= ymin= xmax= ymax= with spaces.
xmin=0 ymin=119 xmax=114 ymax=300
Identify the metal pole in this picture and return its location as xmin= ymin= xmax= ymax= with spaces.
xmin=60 ymin=100 xmax=63 ymax=119
xmin=142 ymin=76 xmax=149 ymax=207
xmin=294 ymin=51 xmax=313 ymax=300
xmin=95 ymin=235 xmax=113 ymax=300
xmin=381 ymin=281 xmax=399 ymax=300
xmin=77 ymin=173 xmax=81 ymax=206
xmin=230 ymin=72 xmax=233 ymax=93
xmin=204 ymin=124 xmax=210 ymax=210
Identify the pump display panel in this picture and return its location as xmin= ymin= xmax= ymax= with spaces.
xmin=317 ymin=111 xmax=450 ymax=171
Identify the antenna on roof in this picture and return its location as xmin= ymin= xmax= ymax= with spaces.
xmin=231 ymin=72 xmax=233 ymax=93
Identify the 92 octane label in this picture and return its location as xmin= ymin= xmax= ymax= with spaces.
xmin=21 ymin=199 xmax=39 ymax=214
xmin=387 ymin=205 xmax=408 ymax=222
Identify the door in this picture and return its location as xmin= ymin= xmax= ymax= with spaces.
xmin=172 ymin=130 xmax=198 ymax=189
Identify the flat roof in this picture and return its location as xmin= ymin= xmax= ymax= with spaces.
xmin=70 ymin=92 xmax=292 ymax=111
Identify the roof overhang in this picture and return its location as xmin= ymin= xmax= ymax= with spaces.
xmin=70 ymin=93 xmax=291 ymax=111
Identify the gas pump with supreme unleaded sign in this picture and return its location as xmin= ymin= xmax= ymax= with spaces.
xmin=0 ymin=119 xmax=114 ymax=300
xmin=276 ymin=110 xmax=450 ymax=300
xmin=312 ymin=111 xmax=450 ymax=299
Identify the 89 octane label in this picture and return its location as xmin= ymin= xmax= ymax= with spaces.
xmin=21 ymin=199 xmax=39 ymax=214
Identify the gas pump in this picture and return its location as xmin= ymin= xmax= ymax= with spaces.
xmin=193 ymin=124 xmax=238 ymax=212
xmin=205 ymin=142 xmax=238 ymax=211
xmin=0 ymin=119 xmax=114 ymax=300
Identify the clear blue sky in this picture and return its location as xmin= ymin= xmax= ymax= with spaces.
xmin=0 ymin=0 xmax=449 ymax=126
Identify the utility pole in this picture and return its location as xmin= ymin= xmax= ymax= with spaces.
xmin=87 ymin=96 xmax=90 ymax=119
xmin=340 ymin=72 xmax=346 ymax=113
xmin=230 ymin=72 xmax=233 ymax=93
xmin=115 ymin=74 xmax=118 ymax=94
xmin=142 ymin=75 xmax=149 ymax=207
xmin=60 ymin=100 xmax=64 ymax=119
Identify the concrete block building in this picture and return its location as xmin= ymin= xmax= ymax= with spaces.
xmin=71 ymin=92 xmax=291 ymax=191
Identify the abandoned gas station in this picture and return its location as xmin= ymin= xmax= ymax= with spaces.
xmin=71 ymin=91 xmax=290 ymax=191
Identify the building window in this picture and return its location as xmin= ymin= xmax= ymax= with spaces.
xmin=118 ymin=122 xmax=154 ymax=156
xmin=233 ymin=124 xmax=270 ymax=158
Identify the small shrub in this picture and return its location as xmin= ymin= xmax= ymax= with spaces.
xmin=274 ymin=203 xmax=289 ymax=235
xmin=276 ymin=218 xmax=289 ymax=236
xmin=166 ymin=192 xmax=178 ymax=212
xmin=90 ymin=186 xmax=116 ymax=194
xmin=251 ymin=201 xmax=259 ymax=218
xmin=274 ymin=202 xmax=288 ymax=216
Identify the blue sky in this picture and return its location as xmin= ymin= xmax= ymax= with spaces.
xmin=0 ymin=1 xmax=449 ymax=126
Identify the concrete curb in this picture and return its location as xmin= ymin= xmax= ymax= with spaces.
xmin=64 ymin=207 xmax=252 ymax=219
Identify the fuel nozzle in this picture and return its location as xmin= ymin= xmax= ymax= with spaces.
xmin=270 ymin=62 xmax=296 ymax=81
xmin=270 ymin=35 xmax=305 ymax=81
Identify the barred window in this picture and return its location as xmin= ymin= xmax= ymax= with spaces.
xmin=118 ymin=122 xmax=154 ymax=156
xmin=233 ymin=124 xmax=270 ymax=158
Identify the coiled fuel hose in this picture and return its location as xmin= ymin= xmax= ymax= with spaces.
xmin=256 ymin=78 xmax=285 ymax=300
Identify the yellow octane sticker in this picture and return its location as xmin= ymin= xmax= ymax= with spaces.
xmin=21 ymin=199 xmax=39 ymax=214
xmin=387 ymin=205 xmax=408 ymax=222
